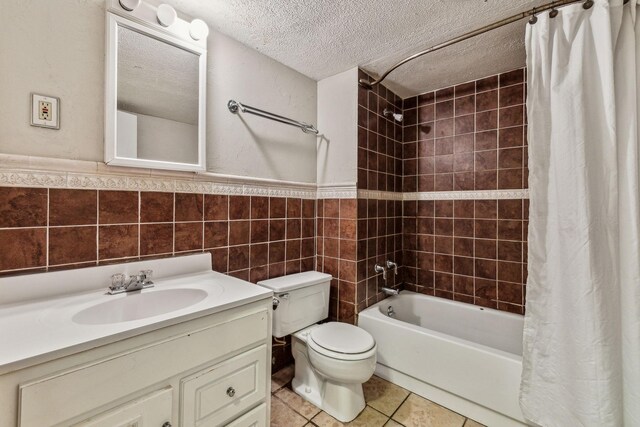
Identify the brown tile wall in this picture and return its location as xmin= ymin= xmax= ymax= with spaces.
xmin=0 ymin=187 xmax=316 ymax=372
xmin=355 ymin=70 xmax=405 ymax=311
xmin=402 ymin=68 xmax=528 ymax=192
xmin=357 ymin=69 xmax=404 ymax=192
xmin=400 ymin=68 xmax=529 ymax=314
xmin=316 ymin=198 xmax=358 ymax=324
xmin=0 ymin=188 xmax=315 ymax=279
xmin=356 ymin=198 xmax=403 ymax=311
xmin=401 ymin=199 xmax=528 ymax=314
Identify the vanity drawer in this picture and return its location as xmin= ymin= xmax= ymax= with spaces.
xmin=226 ymin=403 xmax=267 ymax=427
xmin=181 ymin=345 xmax=268 ymax=427
xmin=18 ymin=308 xmax=268 ymax=427
xmin=73 ymin=387 xmax=172 ymax=427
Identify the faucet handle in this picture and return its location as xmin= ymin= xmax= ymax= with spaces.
xmin=109 ymin=273 xmax=126 ymax=293
xmin=374 ymin=264 xmax=387 ymax=280
xmin=386 ymin=260 xmax=398 ymax=275
xmin=139 ymin=269 xmax=154 ymax=287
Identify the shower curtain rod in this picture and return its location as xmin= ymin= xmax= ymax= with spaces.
xmin=227 ymin=99 xmax=319 ymax=134
xmin=359 ymin=0 xmax=600 ymax=90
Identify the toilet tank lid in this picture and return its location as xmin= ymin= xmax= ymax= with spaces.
xmin=257 ymin=271 xmax=332 ymax=292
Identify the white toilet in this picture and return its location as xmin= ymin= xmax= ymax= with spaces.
xmin=258 ymin=271 xmax=377 ymax=422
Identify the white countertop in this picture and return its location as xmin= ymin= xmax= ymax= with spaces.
xmin=0 ymin=256 xmax=272 ymax=375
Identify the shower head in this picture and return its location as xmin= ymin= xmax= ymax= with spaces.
xmin=383 ymin=108 xmax=403 ymax=123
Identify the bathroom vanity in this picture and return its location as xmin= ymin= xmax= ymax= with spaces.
xmin=0 ymin=254 xmax=272 ymax=427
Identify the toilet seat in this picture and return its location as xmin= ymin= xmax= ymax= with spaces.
xmin=308 ymin=322 xmax=376 ymax=361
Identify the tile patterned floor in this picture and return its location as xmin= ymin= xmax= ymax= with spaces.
xmin=270 ymin=366 xmax=486 ymax=427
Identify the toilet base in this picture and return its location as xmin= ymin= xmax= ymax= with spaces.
xmin=291 ymin=375 xmax=366 ymax=422
xmin=319 ymin=380 xmax=366 ymax=422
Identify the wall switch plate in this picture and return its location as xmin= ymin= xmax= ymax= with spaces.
xmin=31 ymin=93 xmax=60 ymax=129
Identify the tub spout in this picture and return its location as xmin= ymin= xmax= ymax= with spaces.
xmin=381 ymin=287 xmax=399 ymax=296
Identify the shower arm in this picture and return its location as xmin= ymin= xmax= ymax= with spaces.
xmin=359 ymin=0 xmax=596 ymax=90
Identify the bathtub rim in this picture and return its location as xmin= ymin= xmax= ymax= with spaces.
xmin=358 ymin=291 xmax=523 ymax=361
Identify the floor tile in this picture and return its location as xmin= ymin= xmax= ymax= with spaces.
xmin=384 ymin=420 xmax=404 ymax=427
xmin=271 ymin=365 xmax=295 ymax=393
xmin=363 ymin=375 xmax=410 ymax=416
xmin=312 ymin=406 xmax=389 ymax=427
xmin=276 ymin=387 xmax=322 ymax=419
xmin=271 ymin=395 xmax=308 ymax=427
xmin=463 ymin=419 xmax=485 ymax=427
xmin=392 ymin=394 xmax=466 ymax=427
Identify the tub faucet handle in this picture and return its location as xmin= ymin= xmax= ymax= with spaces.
xmin=374 ymin=264 xmax=387 ymax=280
xmin=386 ymin=260 xmax=398 ymax=275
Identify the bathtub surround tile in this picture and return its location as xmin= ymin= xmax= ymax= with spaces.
xmin=403 ymin=197 xmax=527 ymax=311
xmin=392 ymin=394 xmax=466 ymax=427
xmin=357 ymin=70 xmax=403 ymax=192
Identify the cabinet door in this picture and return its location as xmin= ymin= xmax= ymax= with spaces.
xmin=225 ymin=403 xmax=267 ymax=427
xmin=181 ymin=345 xmax=267 ymax=426
xmin=73 ymin=387 xmax=172 ymax=427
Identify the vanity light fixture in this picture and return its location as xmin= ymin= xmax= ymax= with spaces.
xmin=118 ymin=0 xmax=141 ymax=12
xmin=189 ymin=19 xmax=209 ymax=41
xmin=156 ymin=4 xmax=177 ymax=27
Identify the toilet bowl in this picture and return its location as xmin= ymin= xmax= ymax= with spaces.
xmin=257 ymin=272 xmax=377 ymax=422
xmin=299 ymin=322 xmax=376 ymax=422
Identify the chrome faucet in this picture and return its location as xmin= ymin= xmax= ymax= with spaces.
xmin=374 ymin=264 xmax=387 ymax=280
xmin=381 ymin=287 xmax=399 ymax=296
xmin=386 ymin=260 xmax=398 ymax=275
xmin=108 ymin=270 xmax=154 ymax=295
xmin=375 ymin=263 xmax=400 ymax=296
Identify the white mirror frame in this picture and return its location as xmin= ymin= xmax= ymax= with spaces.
xmin=105 ymin=3 xmax=207 ymax=172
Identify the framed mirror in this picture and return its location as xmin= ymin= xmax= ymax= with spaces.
xmin=105 ymin=5 xmax=207 ymax=171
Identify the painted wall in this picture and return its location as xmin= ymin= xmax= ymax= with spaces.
xmin=316 ymin=68 xmax=358 ymax=186
xmin=136 ymin=113 xmax=198 ymax=164
xmin=0 ymin=0 xmax=318 ymax=183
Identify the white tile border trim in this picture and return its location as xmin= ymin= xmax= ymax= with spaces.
xmin=0 ymin=155 xmax=318 ymax=199
xmin=358 ymin=189 xmax=528 ymax=200
xmin=317 ymin=183 xmax=358 ymax=199
xmin=0 ymin=155 xmax=528 ymax=200
xmin=405 ymin=189 xmax=529 ymax=200
xmin=357 ymin=190 xmax=403 ymax=200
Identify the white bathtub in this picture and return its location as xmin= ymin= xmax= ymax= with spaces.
xmin=358 ymin=291 xmax=526 ymax=426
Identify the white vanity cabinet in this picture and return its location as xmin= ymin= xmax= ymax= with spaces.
xmin=0 ymin=299 xmax=272 ymax=427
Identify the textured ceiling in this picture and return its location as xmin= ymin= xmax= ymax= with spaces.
xmin=165 ymin=0 xmax=549 ymax=98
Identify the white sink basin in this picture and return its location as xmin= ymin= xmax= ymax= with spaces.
xmin=72 ymin=288 xmax=208 ymax=325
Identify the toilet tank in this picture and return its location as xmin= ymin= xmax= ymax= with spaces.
xmin=258 ymin=271 xmax=331 ymax=338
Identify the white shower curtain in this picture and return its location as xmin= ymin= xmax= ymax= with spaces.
xmin=521 ymin=0 xmax=640 ymax=426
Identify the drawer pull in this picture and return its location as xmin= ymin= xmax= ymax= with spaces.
xmin=226 ymin=386 xmax=236 ymax=397
xmin=162 ymin=423 xmax=172 ymax=427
